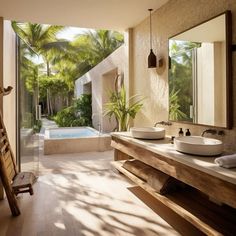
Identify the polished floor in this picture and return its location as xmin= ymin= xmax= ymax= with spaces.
xmin=0 ymin=148 xmax=202 ymax=236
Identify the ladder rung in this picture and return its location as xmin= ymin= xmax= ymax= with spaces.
xmin=0 ymin=128 xmax=5 ymax=134
xmin=1 ymin=141 xmax=9 ymax=154
xmin=0 ymin=135 xmax=7 ymax=143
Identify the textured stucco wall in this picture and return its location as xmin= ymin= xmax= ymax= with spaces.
xmin=0 ymin=20 xmax=16 ymax=199
xmin=0 ymin=17 xmax=3 ymax=200
xmin=131 ymin=0 xmax=236 ymax=151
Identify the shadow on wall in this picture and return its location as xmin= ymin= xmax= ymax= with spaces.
xmin=100 ymin=68 xmax=119 ymax=132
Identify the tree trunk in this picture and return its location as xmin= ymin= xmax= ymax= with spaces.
xmin=49 ymin=93 xmax=53 ymax=115
xmin=46 ymin=59 xmax=52 ymax=115
xmin=46 ymin=60 xmax=50 ymax=77
xmin=47 ymin=89 xmax=50 ymax=115
xmin=68 ymin=91 xmax=73 ymax=106
xmin=48 ymin=89 xmax=53 ymax=116
xmin=33 ymin=67 xmax=39 ymax=119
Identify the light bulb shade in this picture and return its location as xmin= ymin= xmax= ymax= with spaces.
xmin=148 ymin=49 xmax=157 ymax=68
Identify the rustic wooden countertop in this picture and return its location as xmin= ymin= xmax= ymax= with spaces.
xmin=111 ymin=132 xmax=236 ymax=185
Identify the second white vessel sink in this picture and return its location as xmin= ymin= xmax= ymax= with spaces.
xmin=130 ymin=127 xmax=165 ymax=140
xmin=174 ymin=136 xmax=223 ymax=156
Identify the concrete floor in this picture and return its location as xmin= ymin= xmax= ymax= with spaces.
xmin=0 ymin=148 xmax=203 ymax=236
xmin=0 ymin=120 xmax=202 ymax=235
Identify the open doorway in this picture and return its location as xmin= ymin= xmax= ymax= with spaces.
xmin=12 ymin=21 xmax=124 ymax=160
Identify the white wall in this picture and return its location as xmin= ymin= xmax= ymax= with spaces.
xmin=197 ymin=43 xmax=215 ymax=125
xmin=0 ymin=20 xmax=16 ymax=200
xmin=214 ymin=41 xmax=226 ymax=127
xmin=3 ymin=20 xmax=16 ymax=157
xmin=75 ymin=74 xmax=92 ymax=97
xmin=101 ymin=68 xmax=117 ymax=132
xmin=197 ymin=42 xmax=226 ymax=127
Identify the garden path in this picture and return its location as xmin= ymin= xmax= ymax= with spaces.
xmin=40 ymin=117 xmax=58 ymax=133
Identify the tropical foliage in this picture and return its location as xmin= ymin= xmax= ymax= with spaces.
xmin=13 ymin=21 xmax=124 ymax=126
xmin=104 ymin=86 xmax=144 ymax=131
xmin=73 ymin=94 xmax=92 ymax=123
xmin=13 ymin=22 xmax=70 ymax=115
xmin=55 ymin=94 xmax=92 ymax=127
xmin=72 ymin=30 xmax=123 ymax=67
xmin=169 ymin=89 xmax=187 ymax=120
xmin=169 ymin=40 xmax=201 ymax=121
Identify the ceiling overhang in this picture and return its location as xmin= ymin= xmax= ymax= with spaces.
xmin=0 ymin=0 xmax=169 ymax=31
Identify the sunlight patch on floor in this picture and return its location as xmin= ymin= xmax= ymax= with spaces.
xmin=0 ymin=150 xmax=186 ymax=235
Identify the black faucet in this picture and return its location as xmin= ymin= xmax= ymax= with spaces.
xmin=201 ymin=129 xmax=217 ymax=137
xmin=154 ymin=121 xmax=172 ymax=126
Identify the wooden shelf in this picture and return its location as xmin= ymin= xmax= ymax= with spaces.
xmin=112 ymin=160 xmax=236 ymax=236
xmin=111 ymin=136 xmax=236 ymax=209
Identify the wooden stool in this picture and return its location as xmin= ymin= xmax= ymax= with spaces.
xmin=12 ymin=172 xmax=36 ymax=196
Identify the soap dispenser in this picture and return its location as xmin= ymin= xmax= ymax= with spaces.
xmin=179 ymin=128 xmax=184 ymax=136
xmin=185 ymin=129 xmax=191 ymax=136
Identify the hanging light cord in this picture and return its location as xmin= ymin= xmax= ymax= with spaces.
xmin=149 ymin=9 xmax=153 ymax=49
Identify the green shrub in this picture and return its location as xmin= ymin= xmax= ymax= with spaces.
xmin=33 ymin=120 xmax=42 ymax=133
xmin=54 ymin=94 xmax=92 ymax=127
xmin=73 ymin=94 xmax=92 ymax=126
xmin=54 ymin=107 xmax=75 ymax=127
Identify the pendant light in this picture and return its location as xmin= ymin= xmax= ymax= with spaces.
xmin=148 ymin=9 xmax=157 ymax=68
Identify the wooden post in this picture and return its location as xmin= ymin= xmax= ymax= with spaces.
xmin=0 ymin=179 xmax=4 ymax=200
xmin=0 ymin=155 xmax=20 ymax=216
xmin=114 ymin=149 xmax=130 ymax=161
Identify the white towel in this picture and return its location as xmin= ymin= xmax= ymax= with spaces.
xmin=215 ymin=154 xmax=236 ymax=168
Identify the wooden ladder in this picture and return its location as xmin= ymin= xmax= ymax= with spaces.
xmin=0 ymin=87 xmax=36 ymax=216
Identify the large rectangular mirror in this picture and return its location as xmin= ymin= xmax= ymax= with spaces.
xmin=168 ymin=11 xmax=232 ymax=128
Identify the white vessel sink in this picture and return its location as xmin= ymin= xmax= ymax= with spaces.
xmin=174 ymin=136 xmax=223 ymax=156
xmin=130 ymin=127 xmax=165 ymax=140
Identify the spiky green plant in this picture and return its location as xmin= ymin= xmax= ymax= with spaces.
xmin=169 ymin=89 xmax=187 ymax=120
xmin=104 ymin=86 xmax=144 ymax=131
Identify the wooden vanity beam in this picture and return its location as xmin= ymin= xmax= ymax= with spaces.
xmin=111 ymin=136 xmax=236 ymax=209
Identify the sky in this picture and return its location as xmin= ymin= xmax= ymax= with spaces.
xmin=57 ymin=26 xmax=90 ymax=41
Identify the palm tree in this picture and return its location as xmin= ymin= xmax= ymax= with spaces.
xmin=12 ymin=22 xmax=68 ymax=75
xmin=53 ymin=29 xmax=124 ymax=106
xmin=72 ymin=29 xmax=123 ymax=68
xmin=12 ymin=22 xmax=69 ymax=115
xmin=18 ymin=43 xmax=41 ymax=126
xmin=13 ymin=23 xmax=124 ymax=117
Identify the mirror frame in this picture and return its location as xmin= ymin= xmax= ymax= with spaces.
xmin=168 ymin=11 xmax=232 ymax=129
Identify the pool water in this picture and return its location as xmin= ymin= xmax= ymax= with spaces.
xmin=48 ymin=128 xmax=99 ymax=139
